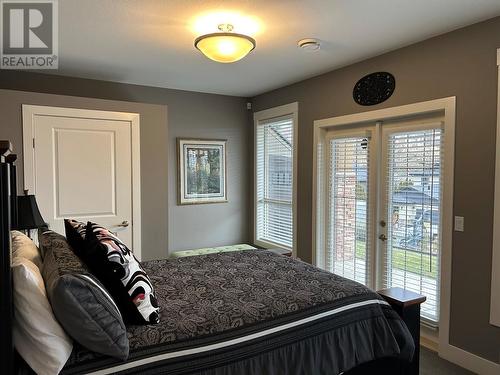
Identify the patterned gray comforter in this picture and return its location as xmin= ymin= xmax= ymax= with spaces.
xmin=63 ymin=250 xmax=414 ymax=375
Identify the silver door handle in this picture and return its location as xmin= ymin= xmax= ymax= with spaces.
xmin=117 ymin=221 xmax=129 ymax=227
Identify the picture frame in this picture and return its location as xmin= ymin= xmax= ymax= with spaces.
xmin=177 ymin=138 xmax=227 ymax=205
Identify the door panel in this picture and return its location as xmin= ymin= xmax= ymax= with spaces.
xmin=55 ymin=128 xmax=116 ymax=217
xmin=380 ymin=125 xmax=443 ymax=323
xmin=326 ymin=129 xmax=375 ymax=287
xmin=33 ymin=114 xmax=133 ymax=247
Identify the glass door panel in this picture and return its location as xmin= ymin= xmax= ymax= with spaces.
xmin=326 ymin=133 xmax=372 ymax=286
xmin=381 ymin=127 xmax=443 ymax=323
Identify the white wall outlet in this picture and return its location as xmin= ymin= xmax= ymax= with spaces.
xmin=454 ymin=216 xmax=465 ymax=232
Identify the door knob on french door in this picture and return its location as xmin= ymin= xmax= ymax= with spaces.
xmin=378 ymin=234 xmax=387 ymax=242
xmin=117 ymin=221 xmax=129 ymax=227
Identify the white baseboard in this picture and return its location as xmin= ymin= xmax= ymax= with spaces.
xmin=420 ymin=325 xmax=439 ymax=352
xmin=421 ymin=336 xmax=439 ymax=352
xmin=419 ymin=324 xmax=499 ymax=374
xmin=439 ymin=343 xmax=500 ymax=375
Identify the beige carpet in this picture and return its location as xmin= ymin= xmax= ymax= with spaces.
xmin=420 ymin=347 xmax=476 ymax=375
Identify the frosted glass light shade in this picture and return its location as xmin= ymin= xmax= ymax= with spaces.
xmin=195 ymin=32 xmax=256 ymax=63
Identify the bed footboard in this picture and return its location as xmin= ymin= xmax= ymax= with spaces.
xmin=378 ymin=287 xmax=426 ymax=375
xmin=344 ymin=288 xmax=425 ymax=375
xmin=0 ymin=141 xmax=14 ymax=375
xmin=343 ymin=357 xmax=403 ymax=374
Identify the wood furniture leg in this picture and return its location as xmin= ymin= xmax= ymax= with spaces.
xmin=378 ymin=287 xmax=427 ymax=375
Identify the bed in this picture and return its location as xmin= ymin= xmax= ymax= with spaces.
xmin=0 ymin=141 xmax=418 ymax=375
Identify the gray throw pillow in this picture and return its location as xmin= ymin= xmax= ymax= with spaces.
xmin=41 ymin=230 xmax=129 ymax=360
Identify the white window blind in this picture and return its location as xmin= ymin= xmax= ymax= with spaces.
xmin=256 ymin=116 xmax=294 ymax=249
xmin=384 ymin=128 xmax=443 ymax=324
xmin=327 ymin=136 xmax=371 ymax=285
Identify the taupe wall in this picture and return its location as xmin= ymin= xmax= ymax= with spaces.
xmin=0 ymin=74 xmax=250 ymax=257
xmin=252 ymin=16 xmax=500 ymax=362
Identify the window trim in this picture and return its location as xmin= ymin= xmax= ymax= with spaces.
xmin=253 ymin=102 xmax=298 ymax=255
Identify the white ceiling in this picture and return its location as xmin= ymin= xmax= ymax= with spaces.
xmin=52 ymin=0 xmax=500 ymax=97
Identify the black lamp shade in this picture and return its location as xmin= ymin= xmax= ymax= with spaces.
xmin=15 ymin=195 xmax=45 ymax=230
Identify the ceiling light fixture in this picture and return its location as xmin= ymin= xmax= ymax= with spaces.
xmin=298 ymin=38 xmax=321 ymax=52
xmin=195 ymin=24 xmax=256 ymax=63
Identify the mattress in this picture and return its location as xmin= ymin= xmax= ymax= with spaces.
xmin=61 ymin=250 xmax=414 ymax=375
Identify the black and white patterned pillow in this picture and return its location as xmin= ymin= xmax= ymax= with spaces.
xmin=87 ymin=222 xmax=160 ymax=324
xmin=65 ymin=219 xmax=160 ymax=325
xmin=64 ymin=219 xmax=87 ymax=255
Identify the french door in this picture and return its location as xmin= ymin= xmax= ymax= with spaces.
xmin=325 ymin=119 xmax=443 ymax=324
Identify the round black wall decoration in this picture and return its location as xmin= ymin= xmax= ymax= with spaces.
xmin=353 ymin=72 xmax=395 ymax=106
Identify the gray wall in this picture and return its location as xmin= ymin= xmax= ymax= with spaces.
xmin=252 ymin=16 xmax=500 ymax=362
xmin=0 ymin=75 xmax=250 ymax=258
xmin=165 ymin=92 xmax=250 ymax=252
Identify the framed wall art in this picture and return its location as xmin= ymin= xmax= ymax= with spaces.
xmin=177 ymin=138 xmax=227 ymax=205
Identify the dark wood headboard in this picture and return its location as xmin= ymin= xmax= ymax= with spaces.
xmin=0 ymin=140 xmax=15 ymax=374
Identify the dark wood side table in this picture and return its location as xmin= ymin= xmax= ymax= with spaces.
xmin=378 ymin=287 xmax=426 ymax=375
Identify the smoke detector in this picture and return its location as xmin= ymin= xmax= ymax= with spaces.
xmin=298 ymin=38 xmax=321 ymax=52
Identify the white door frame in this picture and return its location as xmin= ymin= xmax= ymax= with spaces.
xmin=313 ymin=97 xmax=500 ymax=374
xmin=22 ymin=105 xmax=142 ymax=260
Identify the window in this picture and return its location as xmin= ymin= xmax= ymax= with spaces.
xmin=254 ymin=103 xmax=297 ymax=252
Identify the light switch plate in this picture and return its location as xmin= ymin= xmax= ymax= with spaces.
xmin=454 ymin=216 xmax=464 ymax=232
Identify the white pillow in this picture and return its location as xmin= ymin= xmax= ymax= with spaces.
xmin=12 ymin=257 xmax=73 ymax=375
xmin=11 ymin=230 xmax=43 ymax=268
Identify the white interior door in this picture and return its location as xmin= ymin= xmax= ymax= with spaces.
xmin=23 ymin=105 xmax=141 ymax=256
